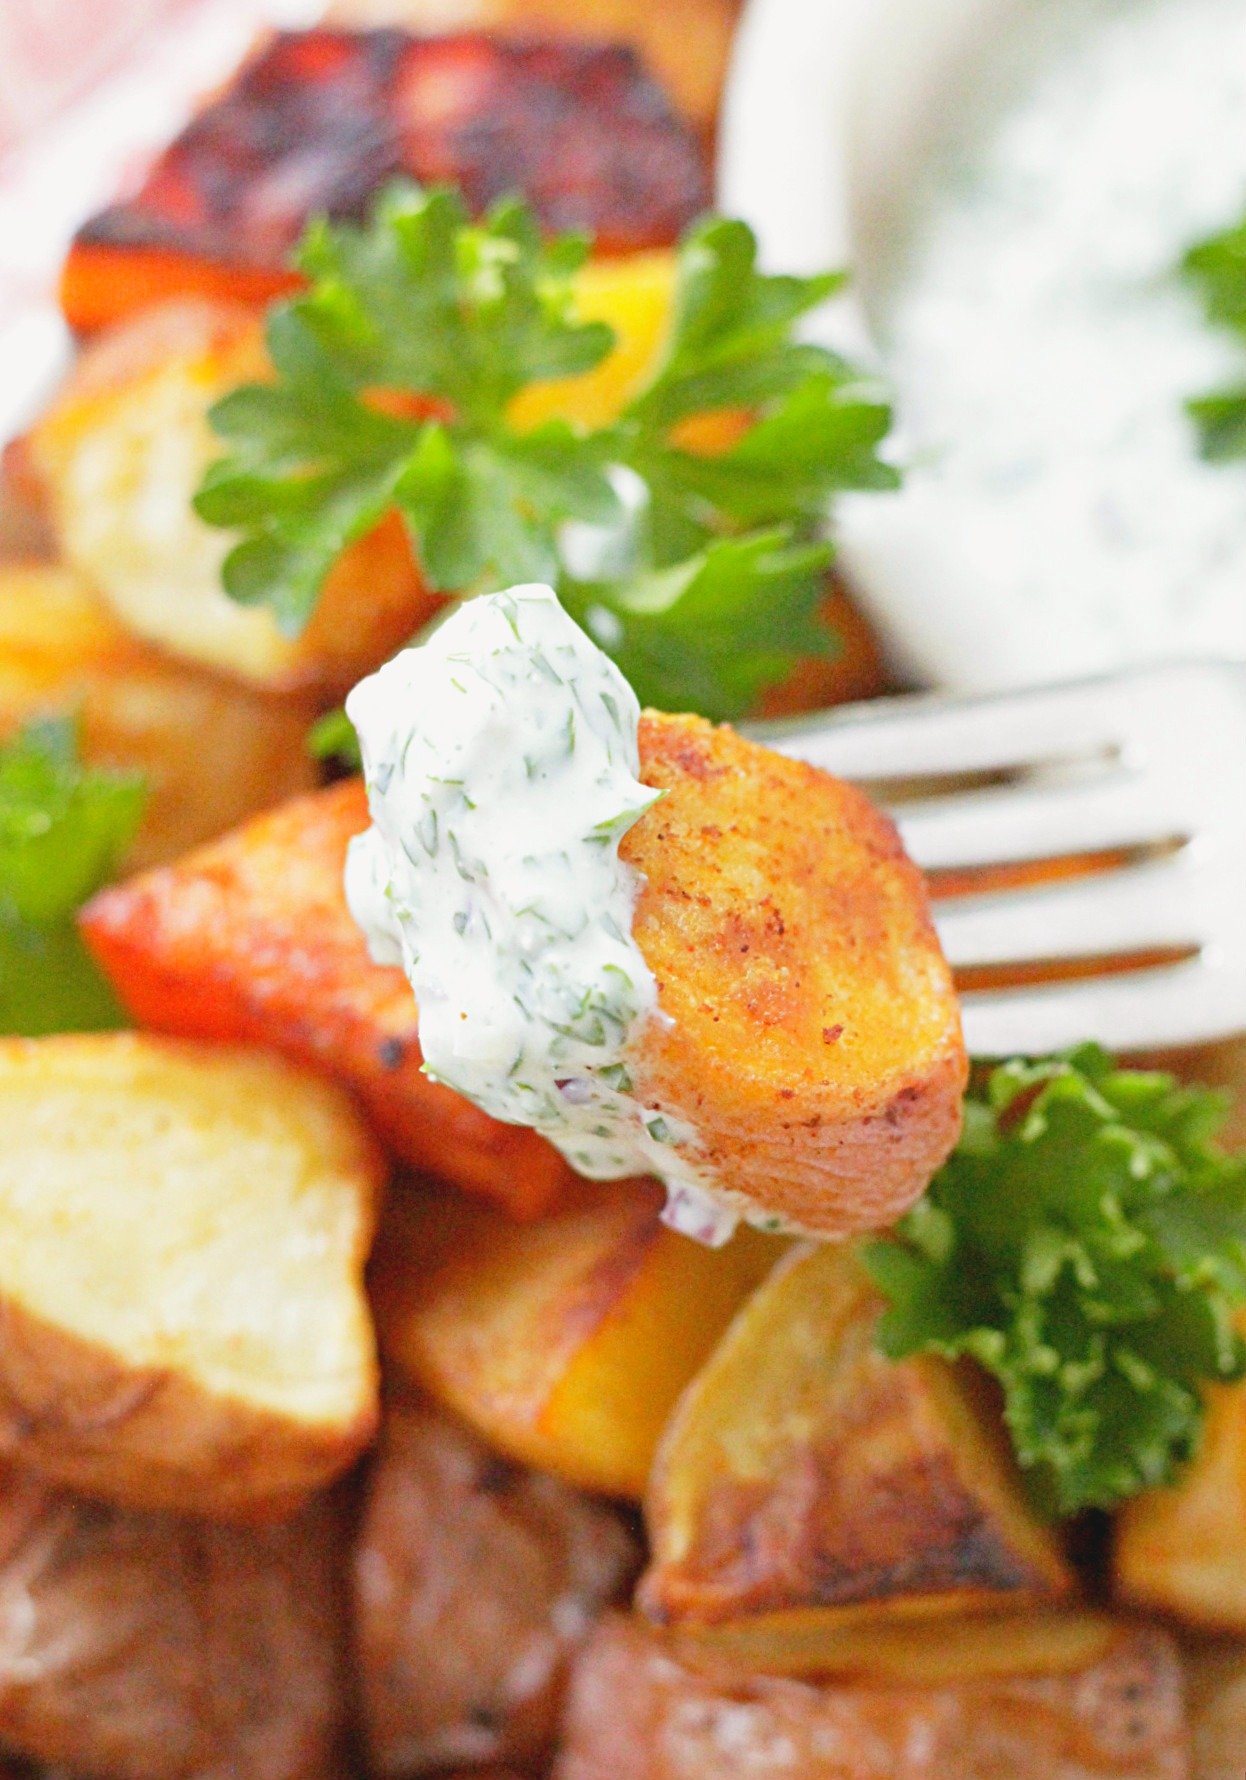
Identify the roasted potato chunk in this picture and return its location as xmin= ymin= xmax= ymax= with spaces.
xmin=62 ymin=31 xmax=709 ymax=334
xmin=0 ymin=563 xmax=316 ymax=870
xmin=354 ymin=1403 xmax=637 ymax=1772
xmin=640 ymin=1239 xmax=1071 ymax=1626
xmin=370 ymin=1181 xmax=783 ymax=1497
xmin=0 ymin=1465 xmax=342 ymax=1780
xmin=1182 ymin=1638 xmax=1246 ymax=1780
xmin=80 ymin=780 xmax=572 ymax=1219
xmin=0 ymin=1032 xmax=381 ymax=1517
xmin=554 ymin=1612 xmax=1188 ymax=1780
xmin=1116 ymin=1370 xmax=1246 ymax=1631
xmin=26 ymin=300 xmax=438 ymax=691
xmin=622 ymin=713 xmax=966 ymax=1238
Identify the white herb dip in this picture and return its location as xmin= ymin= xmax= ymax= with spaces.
xmin=345 ymin=584 xmax=741 ymax=1244
xmin=854 ymin=0 xmax=1246 ymax=689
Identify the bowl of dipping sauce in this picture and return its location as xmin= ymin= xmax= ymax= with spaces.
xmin=720 ymin=0 xmax=1246 ymax=690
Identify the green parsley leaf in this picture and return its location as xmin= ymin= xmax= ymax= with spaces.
xmin=1181 ymin=210 xmax=1246 ymax=459
xmin=864 ymin=1045 xmax=1246 ymax=1517
xmin=196 ymin=184 xmax=897 ymax=719
xmin=0 ymin=718 xmax=145 ymax=1036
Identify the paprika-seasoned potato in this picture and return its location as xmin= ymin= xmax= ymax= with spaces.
xmin=1116 ymin=1370 xmax=1246 ymax=1631
xmin=25 ymin=300 xmax=438 ymax=692
xmin=0 ymin=1466 xmax=343 ymax=1780
xmin=0 ymin=1032 xmax=382 ymax=1517
xmin=622 ymin=714 xmax=966 ymax=1239
xmin=640 ymin=1240 xmax=1071 ymax=1626
xmin=554 ymin=1612 xmax=1188 ymax=1780
xmin=80 ymin=780 xmax=572 ymax=1219
xmin=0 ymin=563 xmax=316 ymax=869
xmin=354 ymin=1403 xmax=637 ymax=1772
xmin=370 ymin=1182 xmax=783 ymax=1497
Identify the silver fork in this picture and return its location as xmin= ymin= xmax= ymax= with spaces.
xmin=748 ymin=661 xmax=1246 ymax=1057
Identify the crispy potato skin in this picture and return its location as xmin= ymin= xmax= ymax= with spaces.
xmin=0 ymin=563 xmax=317 ymax=870
xmin=554 ymin=1613 xmax=1189 ymax=1780
xmin=370 ymin=1182 xmax=783 ymax=1496
xmin=640 ymin=1241 xmax=1071 ymax=1626
xmin=0 ymin=1033 xmax=382 ymax=1518
xmin=0 ymin=1466 xmax=343 ymax=1780
xmin=624 ymin=714 xmax=967 ymax=1237
xmin=80 ymin=780 xmax=573 ymax=1219
xmin=27 ymin=300 xmax=439 ymax=692
xmin=354 ymin=1403 xmax=637 ymax=1773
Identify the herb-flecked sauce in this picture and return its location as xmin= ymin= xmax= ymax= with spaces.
xmin=345 ymin=584 xmax=744 ymax=1245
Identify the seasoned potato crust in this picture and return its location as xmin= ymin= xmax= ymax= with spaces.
xmin=0 ymin=1032 xmax=381 ymax=1517
xmin=0 ymin=1466 xmax=342 ymax=1780
xmin=354 ymin=1404 xmax=638 ymax=1773
xmin=624 ymin=714 xmax=966 ymax=1237
xmin=80 ymin=781 xmax=573 ymax=1219
xmin=554 ymin=1612 xmax=1188 ymax=1780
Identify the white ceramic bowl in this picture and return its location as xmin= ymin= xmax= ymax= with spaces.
xmin=717 ymin=0 xmax=1246 ymax=693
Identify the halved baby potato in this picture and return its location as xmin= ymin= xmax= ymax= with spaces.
xmin=370 ymin=1180 xmax=783 ymax=1498
xmin=0 ymin=1465 xmax=342 ymax=1780
xmin=0 ymin=562 xmax=316 ymax=870
xmin=553 ymin=1611 xmax=1187 ymax=1780
xmin=0 ymin=1031 xmax=382 ymax=1517
xmin=640 ymin=1239 xmax=1072 ymax=1626
xmin=25 ymin=299 xmax=439 ymax=692
xmin=623 ymin=713 xmax=966 ymax=1239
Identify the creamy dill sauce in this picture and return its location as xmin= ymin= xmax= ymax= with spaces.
xmin=872 ymin=0 xmax=1246 ymax=687
xmin=345 ymin=585 xmax=743 ymax=1245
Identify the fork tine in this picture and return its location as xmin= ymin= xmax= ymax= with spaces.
xmin=933 ymin=857 xmax=1206 ymax=966
xmin=895 ymin=772 xmax=1177 ymax=871
xmin=960 ymin=959 xmax=1243 ymax=1056
xmin=756 ymin=678 xmax=1128 ymax=781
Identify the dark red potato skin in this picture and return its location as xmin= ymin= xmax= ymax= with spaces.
xmin=61 ymin=29 xmax=710 ymax=330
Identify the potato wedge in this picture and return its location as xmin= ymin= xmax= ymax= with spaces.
xmin=370 ymin=1181 xmax=783 ymax=1497
xmin=0 ymin=1031 xmax=382 ymax=1517
xmin=0 ymin=563 xmax=316 ymax=870
xmin=0 ymin=1465 xmax=342 ymax=1780
xmin=25 ymin=300 xmax=439 ymax=692
xmin=80 ymin=781 xmax=572 ymax=1219
xmin=354 ymin=1402 xmax=637 ymax=1772
xmin=623 ymin=713 xmax=966 ymax=1238
xmin=1115 ymin=1370 xmax=1246 ymax=1631
xmin=554 ymin=1612 xmax=1188 ymax=1780
xmin=640 ymin=1240 xmax=1071 ymax=1625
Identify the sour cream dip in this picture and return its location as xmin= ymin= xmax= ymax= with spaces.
xmin=345 ymin=585 xmax=744 ymax=1244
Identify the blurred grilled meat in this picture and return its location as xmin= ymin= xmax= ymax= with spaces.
xmin=62 ymin=29 xmax=710 ymax=332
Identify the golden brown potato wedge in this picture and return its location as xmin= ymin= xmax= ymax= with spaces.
xmin=370 ymin=1181 xmax=783 ymax=1498
xmin=25 ymin=300 xmax=439 ymax=692
xmin=623 ymin=713 xmax=966 ymax=1239
xmin=0 ymin=563 xmax=316 ymax=870
xmin=0 ymin=1032 xmax=382 ymax=1517
xmin=0 ymin=1465 xmax=342 ymax=1780
xmin=1116 ymin=1371 xmax=1246 ymax=1631
xmin=354 ymin=1402 xmax=637 ymax=1772
xmin=1182 ymin=1638 xmax=1246 ymax=1780
xmin=640 ymin=1240 xmax=1072 ymax=1626
xmin=554 ymin=1612 xmax=1188 ymax=1780
xmin=80 ymin=780 xmax=573 ymax=1219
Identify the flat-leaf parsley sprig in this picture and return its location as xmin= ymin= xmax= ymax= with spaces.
xmin=194 ymin=182 xmax=897 ymax=722
xmin=0 ymin=718 xmax=145 ymax=1036
xmin=865 ymin=1045 xmax=1246 ymax=1517
xmin=1181 ymin=208 xmax=1246 ymax=459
